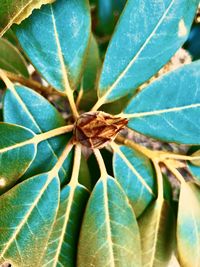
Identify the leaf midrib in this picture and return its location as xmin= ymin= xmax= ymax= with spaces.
xmin=100 ymin=0 xmax=175 ymax=99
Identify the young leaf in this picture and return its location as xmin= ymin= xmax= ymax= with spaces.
xmin=3 ymin=85 xmax=72 ymax=183
xmin=124 ymin=60 xmax=200 ymax=144
xmin=0 ymin=38 xmax=29 ymax=78
xmin=13 ymin=0 xmax=91 ymax=92
xmin=113 ymin=145 xmax=156 ymax=217
xmin=0 ymin=173 xmax=59 ymax=267
xmin=177 ymin=182 xmax=200 ymax=267
xmin=42 ymin=184 xmax=89 ymax=267
xmin=139 ymin=199 xmax=174 ymax=267
xmin=97 ymin=0 xmax=198 ymax=104
xmin=78 ymin=176 xmax=142 ymax=267
xmin=0 ymin=123 xmax=36 ymax=192
xmin=0 ymin=0 xmax=55 ymax=37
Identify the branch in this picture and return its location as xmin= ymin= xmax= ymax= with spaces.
xmin=0 ymin=69 xmax=65 ymax=97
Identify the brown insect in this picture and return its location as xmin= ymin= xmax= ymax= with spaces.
xmin=74 ymin=111 xmax=128 ymax=149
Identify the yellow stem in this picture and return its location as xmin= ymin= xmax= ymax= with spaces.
xmin=0 ymin=69 xmax=64 ymax=96
xmin=69 ymin=144 xmax=82 ymax=187
xmin=91 ymin=95 xmax=106 ymax=112
xmin=35 ymin=125 xmax=74 ymax=144
xmin=116 ymin=134 xmax=200 ymax=162
xmin=163 ymin=160 xmax=186 ymax=184
xmin=0 ymin=125 xmax=74 ymax=154
xmin=50 ymin=141 xmax=74 ymax=177
xmin=93 ymin=149 xmax=107 ymax=178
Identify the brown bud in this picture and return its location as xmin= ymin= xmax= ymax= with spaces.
xmin=74 ymin=111 xmax=128 ymax=149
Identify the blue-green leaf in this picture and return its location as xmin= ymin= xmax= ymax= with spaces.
xmin=0 ymin=173 xmax=59 ymax=267
xmin=78 ymin=176 xmax=142 ymax=267
xmin=13 ymin=0 xmax=91 ymax=92
xmin=113 ymin=145 xmax=156 ymax=217
xmin=0 ymin=122 xmax=36 ymax=193
xmin=98 ymin=0 xmax=198 ymax=103
xmin=3 ymin=85 xmax=72 ymax=183
xmin=0 ymin=38 xmax=29 ymax=78
xmin=177 ymin=182 xmax=200 ymax=267
xmin=42 ymin=184 xmax=89 ymax=267
xmin=124 ymin=61 xmax=200 ymax=144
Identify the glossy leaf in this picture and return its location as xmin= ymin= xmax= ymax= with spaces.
xmin=139 ymin=198 xmax=174 ymax=267
xmin=0 ymin=38 xmax=29 ymax=78
xmin=124 ymin=61 xmax=200 ymax=144
xmin=42 ymin=184 xmax=89 ymax=267
xmin=0 ymin=0 xmax=55 ymax=36
xmin=78 ymin=176 xmax=142 ymax=267
xmin=177 ymin=182 xmax=200 ymax=267
xmin=98 ymin=0 xmax=198 ymax=103
xmin=80 ymin=35 xmax=101 ymax=110
xmin=0 ymin=173 xmax=59 ymax=267
xmin=3 ymin=85 xmax=72 ymax=183
xmin=113 ymin=145 xmax=156 ymax=217
xmin=0 ymin=123 xmax=36 ymax=193
xmin=13 ymin=0 xmax=91 ymax=92
xmin=79 ymin=155 xmax=92 ymax=190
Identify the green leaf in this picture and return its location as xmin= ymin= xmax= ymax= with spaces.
xmin=3 ymin=85 xmax=72 ymax=183
xmin=113 ymin=145 xmax=156 ymax=217
xmin=177 ymin=182 xmax=200 ymax=267
xmin=79 ymin=154 xmax=92 ymax=190
xmin=139 ymin=199 xmax=174 ymax=267
xmin=13 ymin=0 xmax=91 ymax=92
xmin=96 ymin=0 xmax=126 ymax=35
xmin=0 ymin=172 xmax=59 ymax=267
xmin=42 ymin=184 xmax=89 ymax=267
xmin=98 ymin=0 xmax=198 ymax=103
xmin=124 ymin=61 xmax=200 ymax=144
xmin=79 ymin=34 xmax=101 ymax=110
xmin=0 ymin=122 xmax=36 ymax=193
xmin=0 ymin=38 xmax=29 ymax=78
xmin=0 ymin=0 xmax=55 ymax=36
xmin=78 ymin=176 xmax=142 ymax=267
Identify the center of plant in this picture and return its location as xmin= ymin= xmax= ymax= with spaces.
xmin=73 ymin=111 xmax=128 ymax=149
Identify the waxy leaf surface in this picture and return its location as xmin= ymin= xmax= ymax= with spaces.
xmin=0 ymin=38 xmax=29 ymax=78
xmin=3 ymin=85 xmax=72 ymax=183
xmin=139 ymin=199 xmax=174 ymax=267
xmin=78 ymin=176 xmax=142 ymax=267
xmin=177 ymin=183 xmax=200 ymax=267
xmin=98 ymin=0 xmax=198 ymax=103
xmin=0 ymin=123 xmax=36 ymax=192
xmin=0 ymin=173 xmax=59 ymax=267
xmin=113 ymin=145 xmax=156 ymax=217
xmin=0 ymin=0 xmax=55 ymax=36
xmin=42 ymin=184 xmax=89 ymax=267
xmin=124 ymin=61 xmax=200 ymax=144
xmin=13 ymin=0 xmax=91 ymax=92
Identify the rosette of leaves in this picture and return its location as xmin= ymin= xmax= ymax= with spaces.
xmin=0 ymin=1 xmax=200 ymax=267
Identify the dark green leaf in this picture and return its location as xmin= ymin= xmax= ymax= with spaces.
xmin=42 ymin=184 xmax=89 ymax=267
xmin=139 ymin=198 xmax=174 ymax=267
xmin=79 ymin=155 xmax=92 ymax=190
xmin=113 ymin=145 xmax=156 ymax=217
xmin=0 ymin=173 xmax=59 ymax=267
xmin=98 ymin=0 xmax=198 ymax=103
xmin=0 ymin=38 xmax=29 ymax=78
xmin=3 ymin=85 xmax=72 ymax=183
xmin=0 ymin=123 xmax=36 ymax=193
xmin=124 ymin=61 xmax=200 ymax=144
xmin=13 ymin=0 xmax=91 ymax=92
xmin=177 ymin=182 xmax=200 ymax=267
xmin=78 ymin=176 xmax=142 ymax=267
xmin=0 ymin=0 xmax=55 ymax=36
